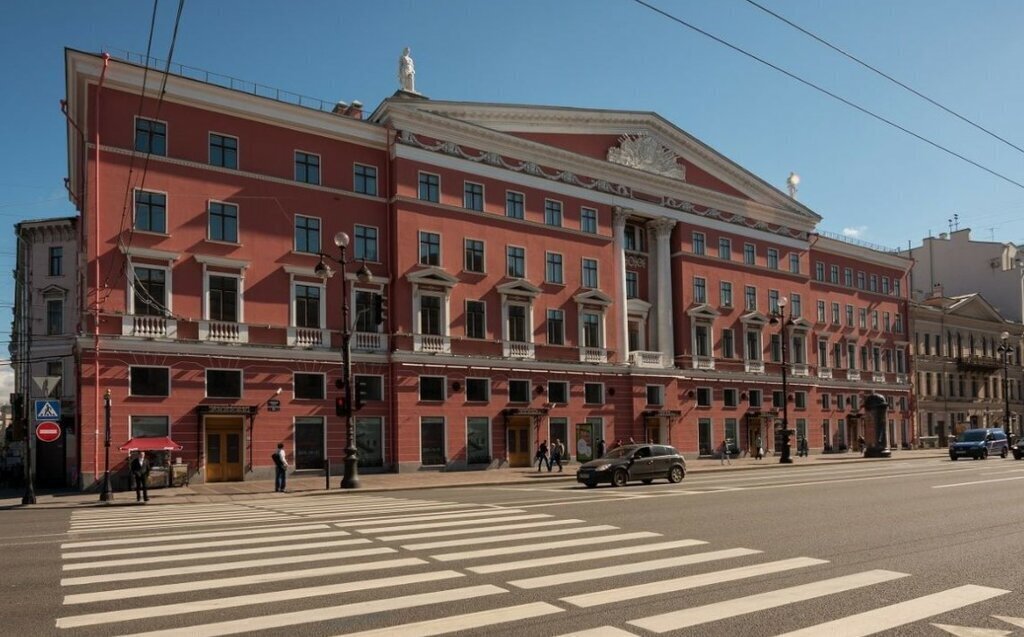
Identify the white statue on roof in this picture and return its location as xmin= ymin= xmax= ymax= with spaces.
xmin=398 ymin=47 xmax=416 ymax=93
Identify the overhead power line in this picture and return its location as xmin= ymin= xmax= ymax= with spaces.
xmin=741 ymin=0 xmax=1024 ymax=157
xmin=630 ymin=0 xmax=1024 ymax=191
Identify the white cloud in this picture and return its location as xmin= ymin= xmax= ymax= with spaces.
xmin=842 ymin=226 xmax=868 ymax=239
xmin=0 ymin=367 xmax=14 ymax=403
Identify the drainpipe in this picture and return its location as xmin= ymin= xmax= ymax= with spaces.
xmin=386 ymin=125 xmax=398 ymax=471
xmin=92 ymin=53 xmax=110 ymax=487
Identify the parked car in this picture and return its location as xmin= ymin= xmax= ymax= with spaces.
xmin=1011 ymin=440 xmax=1024 ymax=460
xmin=576 ymin=444 xmax=685 ymax=487
xmin=949 ymin=428 xmax=1008 ymax=460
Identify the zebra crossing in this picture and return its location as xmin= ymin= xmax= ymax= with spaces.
xmin=58 ymin=494 xmax=1011 ymax=636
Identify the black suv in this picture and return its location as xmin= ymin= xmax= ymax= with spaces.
xmin=576 ymin=444 xmax=685 ymax=488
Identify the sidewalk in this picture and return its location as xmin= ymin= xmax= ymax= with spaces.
xmin=0 ymin=448 xmax=951 ymax=510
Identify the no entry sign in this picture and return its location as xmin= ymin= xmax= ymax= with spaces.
xmin=36 ymin=421 xmax=61 ymax=443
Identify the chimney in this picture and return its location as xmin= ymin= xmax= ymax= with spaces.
xmin=332 ymin=101 xmax=349 ymax=115
xmin=331 ymin=100 xmax=363 ymax=119
xmin=931 ymin=283 xmax=944 ymax=298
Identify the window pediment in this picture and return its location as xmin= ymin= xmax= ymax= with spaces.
xmin=627 ymin=298 xmax=652 ymax=317
xmin=686 ymin=303 xmax=720 ymax=320
xmin=497 ymin=279 xmax=542 ymax=298
xmin=740 ymin=311 xmax=768 ymax=325
xmin=407 ymin=266 xmax=459 ymax=288
xmin=195 ymin=254 xmax=249 ymax=270
xmin=573 ymin=289 xmax=613 ymax=307
xmin=788 ymin=316 xmax=813 ymax=331
xmin=40 ymin=284 xmax=68 ymax=298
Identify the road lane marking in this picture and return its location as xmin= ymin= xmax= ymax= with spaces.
xmin=401 ymin=524 xmax=615 ymax=550
xmin=56 ymin=570 xmax=463 ymax=629
xmin=468 ymin=539 xmax=707 ymax=574
xmin=63 ymin=537 xmax=370 ymax=570
xmin=62 ymin=530 xmax=348 ymax=559
xmin=68 ymin=515 xmax=293 ymax=532
xmin=332 ymin=509 xmax=528 ymax=528
xmin=114 ymin=584 xmax=507 ymax=637
xmin=357 ymin=513 xmax=547 ymax=534
xmin=774 ymin=584 xmax=1008 ymax=636
xmin=61 ymin=523 xmax=331 ymax=549
xmin=63 ymin=557 xmax=426 ymax=605
xmin=565 ymin=557 xmax=830 ymax=608
xmin=431 ymin=531 xmax=660 ymax=562
xmin=331 ymin=601 xmax=563 ymax=637
xmin=553 ymin=629 xmax=640 ymax=637
xmin=509 ymin=547 xmax=762 ymax=589
xmin=627 ymin=569 xmax=907 ymax=632
xmin=61 ymin=545 xmax=389 ymax=586
xmin=934 ymin=476 xmax=1024 ymax=488
xmin=378 ymin=518 xmax=576 ymax=541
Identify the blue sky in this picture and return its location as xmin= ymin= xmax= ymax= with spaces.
xmin=2 ymin=0 xmax=1024 ymax=389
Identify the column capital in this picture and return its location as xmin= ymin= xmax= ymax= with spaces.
xmin=612 ymin=206 xmax=632 ymax=227
xmin=648 ymin=216 xmax=676 ymax=238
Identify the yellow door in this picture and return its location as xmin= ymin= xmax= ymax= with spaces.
xmin=645 ymin=417 xmax=663 ymax=444
xmin=507 ymin=417 xmax=531 ymax=467
xmin=205 ymin=417 xmax=244 ymax=482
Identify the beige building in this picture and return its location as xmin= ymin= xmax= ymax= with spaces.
xmin=911 ymin=293 xmax=1023 ymax=446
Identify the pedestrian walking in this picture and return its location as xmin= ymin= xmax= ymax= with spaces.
xmin=130 ymin=451 xmax=150 ymax=502
xmin=597 ymin=439 xmax=606 ymax=458
xmin=535 ymin=440 xmax=549 ymax=472
xmin=273 ymin=443 xmax=289 ymax=492
xmin=718 ymin=440 xmax=731 ymax=465
xmin=798 ymin=437 xmax=809 ymax=457
xmin=549 ymin=439 xmax=564 ymax=472
xmin=755 ymin=436 xmax=764 ymax=460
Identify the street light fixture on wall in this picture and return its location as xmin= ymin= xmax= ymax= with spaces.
xmin=768 ymin=297 xmax=794 ymax=464
xmin=315 ymin=231 xmax=373 ymax=489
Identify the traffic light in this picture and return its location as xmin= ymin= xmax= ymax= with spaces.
xmin=373 ymin=294 xmax=387 ymax=325
xmin=354 ymin=379 xmax=368 ymax=412
xmin=335 ymin=396 xmax=350 ymax=418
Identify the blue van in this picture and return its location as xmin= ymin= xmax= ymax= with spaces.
xmin=949 ymin=428 xmax=1009 ymax=460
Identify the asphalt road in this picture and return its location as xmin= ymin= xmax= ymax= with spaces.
xmin=2 ymin=457 xmax=1023 ymax=636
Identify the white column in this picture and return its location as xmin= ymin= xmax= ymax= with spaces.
xmin=612 ymin=207 xmax=630 ymax=364
xmin=649 ymin=217 xmax=676 ymax=367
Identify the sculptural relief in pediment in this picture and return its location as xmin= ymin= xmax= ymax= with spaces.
xmin=607 ymin=132 xmax=686 ymax=180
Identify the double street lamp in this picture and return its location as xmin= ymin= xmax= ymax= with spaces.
xmin=999 ymin=331 xmax=1012 ymax=441
xmin=315 ymin=231 xmax=373 ymax=490
xmin=768 ymin=297 xmax=794 ymax=464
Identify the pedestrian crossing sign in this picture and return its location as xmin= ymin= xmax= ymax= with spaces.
xmin=34 ymin=399 xmax=60 ymax=421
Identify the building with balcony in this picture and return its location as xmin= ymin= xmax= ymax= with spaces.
xmin=62 ymin=49 xmax=914 ymax=487
xmin=911 ymin=293 xmax=1024 ymax=446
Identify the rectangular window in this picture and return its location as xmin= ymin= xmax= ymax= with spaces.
xmin=507 ymin=246 xmax=525 ymax=278
xmin=465 ymin=378 xmax=489 ymax=402
xmin=773 ymin=390 xmax=784 ymax=409
xmin=831 ymin=302 xmax=840 ymax=325
xmin=817 ymin=301 xmax=826 ymax=323
xmin=466 ymin=300 xmax=486 ymax=339
xmin=822 ymin=393 xmax=831 ymax=409
xmin=134 ymin=190 xmax=167 ymax=233
xmin=833 ymin=342 xmax=843 ymax=368
xmin=294 ymin=373 xmax=325 ymax=400
xmin=354 ymin=225 xmax=378 ymax=262
xmin=746 ymin=330 xmax=762 ymax=361
xmin=749 ymin=389 xmax=762 ymax=407
xmin=872 ymin=310 xmax=879 ymax=330
xmin=464 ymin=239 xmax=485 ymax=273
xmin=355 ymin=375 xmax=383 ymax=401
xmin=769 ymin=289 xmax=780 ymax=313
xmin=795 ymin=392 xmax=807 ymax=409
xmin=508 ymin=379 xmax=530 ymax=403
xmin=419 ymin=231 xmax=440 ymax=266
xmin=857 ymin=271 xmax=866 ymax=289
xmin=46 ymin=299 xmax=62 ymax=335
xmin=130 ymin=366 xmax=169 ymax=396
xmin=418 ymin=172 xmax=440 ymax=202
xmin=420 ymin=417 xmax=446 ymax=466
xmin=208 ymin=275 xmax=238 ymax=322
xmin=584 ymin=383 xmax=604 ymax=405
xmin=767 ymin=248 xmax=779 ymax=270
xmin=626 ymin=271 xmax=639 ymax=299
xmin=693 ymin=232 xmax=706 ymax=256
xmin=580 ymin=207 xmax=597 ymax=233
xmin=830 ymin=265 xmax=839 ymax=284
xmin=722 ymin=328 xmax=735 ymax=358
xmin=894 ymin=313 xmax=903 ymax=333
xmin=209 ymin=133 xmax=238 ymax=169
xmin=294 ymin=417 xmax=325 ymax=470
xmin=420 ymin=295 xmax=442 ymax=335
xmin=582 ymin=312 xmax=601 ymax=348
xmin=208 ymin=201 xmax=238 ymax=243
xmin=696 ymin=387 xmax=712 ymax=407
xmin=545 ymin=252 xmax=564 ymax=284
xmin=791 ymin=293 xmax=802 ymax=317
xmin=464 ymin=182 xmax=484 ymax=211
xmin=693 ymin=277 xmax=707 ymax=303
xmin=206 ymin=369 xmax=242 ymax=398
xmin=507 ymin=304 xmax=528 ymax=342
xmin=294 ymin=215 xmax=320 ymax=253
xmin=133 ymin=266 xmax=166 ymax=316
xmin=294 ymin=284 xmax=321 ymax=328
xmin=883 ymin=312 xmax=891 ymax=332
xmin=724 ymin=388 xmax=738 ymax=407
xmin=505 ymin=191 xmax=524 ymax=219
xmin=719 ymin=281 xmax=732 ymax=307
xmin=547 ymin=309 xmax=565 ymax=345
xmin=745 ymin=286 xmax=757 ymax=311
xmin=582 ymin=258 xmax=598 ymax=288
xmin=882 ymin=277 xmax=890 ymax=295
xmin=548 ymin=381 xmax=568 ymax=404
xmin=698 ymin=418 xmax=712 ymax=456
xmin=467 ymin=417 xmax=490 ymax=464
xmin=846 ymin=304 xmax=854 ymax=326
xmin=48 ymin=246 xmax=63 ymax=276
xmin=869 ymin=274 xmax=878 ymax=292
xmin=844 ymin=268 xmax=853 ymax=287
xmin=694 ymin=324 xmax=711 ymax=357
xmin=354 ymin=290 xmax=379 ymax=333
xmin=859 ymin=308 xmax=867 ymax=329
xmin=744 ymin=243 xmax=755 ymax=265
xmin=131 ymin=416 xmax=169 ymax=439
xmin=894 ymin=280 xmax=902 ymax=297
xmin=294 ymin=151 xmax=320 ymax=185
xmin=624 ymin=225 xmax=643 ymax=251
xmin=544 ymin=199 xmax=563 ymax=227
xmin=134 ymin=118 xmax=166 ymax=156
xmin=789 ymin=253 xmax=800 ymax=274
xmin=718 ymin=237 xmax=731 ymax=260
xmin=815 ymin=262 xmax=825 ymax=281
xmin=354 ymin=164 xmax=377 ymax=195
xmin=646 ymin=385 xmax=664 ymax=406
xmin=419 ymin=376 xmax=446 ymax=401
xmin=770 ymin=334 xmax=782 ymax=362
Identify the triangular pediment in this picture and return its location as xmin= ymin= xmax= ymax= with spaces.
xmin=406 ymin=266 xmax=459 ymax=287
xmin=948 ymin=294 xmax=1008 ymax=323
xmin=627 ymin=298 xmax=652 ymax=316
xmin=40 ymin=284 xmax=68 ymax=298
xmin=497 ymin=279 xmax=542 ymax=298
xmin=740 ymin=311 xmax=769 ymax=325
xmin=573 ymin=289 xmax=613 ymax=307
xmin=686 ymin=303 xmax=720 ymax=320
xmin=789 ymin=316 xmax=814 ymax=331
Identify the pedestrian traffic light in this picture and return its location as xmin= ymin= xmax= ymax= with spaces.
xmin=373 ymin=294 xmax=387 ymax=325
xmin=354 ymin=379 xmax=368 ymax=412
xmin=335 ymin=396 xmax=350 ymax=418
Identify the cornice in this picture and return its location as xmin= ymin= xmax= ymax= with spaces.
xmin=813 ymin=235 xmax=911 ymax=271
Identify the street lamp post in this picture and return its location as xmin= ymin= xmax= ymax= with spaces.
xmin=100 ymin=389 xmax=113 ymax=502
xmin=1000 ymin=331 xmax=1012 ymax=442
xmin=769 ymin=297 xmax=794 ymax=464
xmin=315 ymin=231 xmax=372 ymax=490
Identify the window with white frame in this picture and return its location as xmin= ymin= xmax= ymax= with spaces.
xmin=831 ymin=302 xmax=841 ymax=325
xmin=419 ymin=231 xmax=440 ymax=266
xmin=545 ymin=252 xmax=564 ymax=284
xmin=584 ymin=383 xmax=604 ymax=405
xmin=624 ymin=224 xmax=644 ymax=251
xmin=646 ymin=385 xmax=664 ymax=406
xmin=293 ymin=283 xmax=322 ymax=328
xmin=294 ymin=151 xmax=320 ymax=184
xmin=722 ymin=328 xmax=735 ymax=358
xmin=131 ymin=415 xmax=169 ymax=438
xmin=354 ymin=164 xmax=377 ymax=195
xmin=723 ymin=388 xmax=738 ymax=407
xmin=846 ymin=304 xmax=854 ymax=326
xmin=816 ymin=300 xmax=826 ymax=323
xmin=354 ymin=290 xmax=381 ymax=332
xmin=693 ymin=323 xmax=712 ymax=357
xmin=791 ymin=293 xmax=802 ymax=317
xmin=207 ymin=274 xmax=239 ymax=322
xmin=135 ymin=190 xmax=167 ymax=233
xmin=208 ymin=201 xmax=238 ymax=243
xmin=748 ymin=389 xmax=762 ymax=407
xmin=506 ymin=191 xmax=524 ymax=219
xmin=465 ymin=300 xmax=486 ymax=339
xmin=294 ymin=373 xmax=325 ymax=400
xmin=582 ymin=258 xmax=598 ymax=288
xmin=130 ymin=366 xmax=170 ymax=397
xmin=135 ymin=118 xmax=166 ymax=155
xmin=507 ymin=303 xmax=529 ymax=342
xmin=419 ymin=376 xmax=446 ymax=401
xmin=696 ymin=387 xmax=712 ymax=407
xmin=464 ymin=181 xmax=484 ymax=211
xmin=626 ymin=271 xmax=639 ymax=299
xmin=718 ymin=237 xmax=731 ymax=260
xmin=693 ymin=277 xmax=707 ymax=303
xmin=354 ymin=225 xmax=378 ymax=262
xmin=419 ymin=294 xmax=443 ymax=336
xmin=548 ymin=381 xmax=569 ymax=403
xmin=830 ymin=265 xmax=839 ymax=284
xmin=418 ymin=172 xmax=439 ymax=202
xmin=745 ymin=286 xmax=757 ymax=311
xmin=507 ymin=246 xmax=525 ymax=278
xmin=465 ymin=378 xmax=489 ymax=402
xmin=209 ymin=132 xmax=238 ymax=169
xmin=767 ymin=248 xmax=779 ymax=269
xmin=789 ymin=253 xmax=800 ymax=274
xmin=132 ymin=266 xmax=167 ymax=316
xmin=720 ymin=281 xmax=732 ymax=307
xmin=464 ymin=239 xmax=485 ymax=273
xmin=743 ymin=243 xmax=755 ymax=265
xmin=844 ymin=268 xmax=853 ymax=287
xmin=206 ymin=369 xmax=242 ymax=398
xmin=769 ymin=289 xmax=780 ymax=313
xmin=581 ymin=311 xmax=602 ymax=348
xmin=294 ymin=215 xmax=320 ymax=254
xmin=547 ymin=309 xmax=564 ymax=345
xmin=544 ymin=199 xmax=563 ymax=226
xmin=693 ymin=232 xmax=706 ymax=256
xmin=581 ymin=207 xmax=597 ymax=233
xmin=467 ymin=417 xmax=490 ymax=464
xmin=745 ymin=329 xmax=762 ymax=361
xmin=815 ymin=262 xmax=825 ymax=281
xmin=508 ymin=379 xmax=531 ymax=403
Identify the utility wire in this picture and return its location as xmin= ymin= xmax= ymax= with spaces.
xmin=741 ymin=0 xmax=1024 ymax=157
xmin=630 ymin=0 xmax=1024 ymax=191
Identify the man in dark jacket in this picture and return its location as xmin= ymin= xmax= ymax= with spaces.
xmin=130 ymin=451 xmax=150 ymax=502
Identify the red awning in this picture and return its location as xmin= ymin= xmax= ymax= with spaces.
xmin=118 ymin=437 xmax=183 ymax=452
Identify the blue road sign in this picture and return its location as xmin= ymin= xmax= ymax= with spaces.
xmin=35 ymin=399 xmax=60 ymax=421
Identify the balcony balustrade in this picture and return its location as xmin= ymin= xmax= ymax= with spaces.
xmin=791 ymin=363 xmax=810 ymax=378
xmin=896 ymin=373 xmax=909 ymax=384
xmin=847 ymin=369 xmax=861 ymax=381
xmin=818 ymin=367 xmax=832 ymax=379
xmin=692 ymin=356 xmax=715 ymax=371
xmin=745 ymin=360 xmax=765 ymax=374
xmin=629 ymin=351 xmax=665 ymax=368
xmin=503 ymin=340 xmax=536 ymax=360
xmin=286 ymin=327 xmax=329 ymax=349
xmin=199 ymin=320 xmax=249 ymax=343
xmin=352 ymin=331 xmax=389 ymax=353
xmin=122 ymin=315 xmax=177 ymax=339
xmin=579 ymin=347 xmax=609 ymax=363
xmin=414 ymin=333 xmax=451 ymax=354
xmin=872 ymin=371 xmax=886 ymax=383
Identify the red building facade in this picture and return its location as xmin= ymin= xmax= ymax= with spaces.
xmin=64 ymin=50 xmax=912 ymax=488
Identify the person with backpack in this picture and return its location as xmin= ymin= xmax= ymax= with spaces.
xmin=272 ymin=443 xmax=288 ymax=492
xmin=535 ymin=440 xmax=549 ymax=472
xmin=549 ymin=438 xmax=565 ymax=472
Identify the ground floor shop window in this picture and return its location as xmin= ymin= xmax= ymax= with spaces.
xmin=575 ymin=418 xmax=602 ymax=462
xmin=356 ymin=417 xmax=383 ymax=468
xmin=796 ymin=418 xmax=807 ymax=441
xmin=466 ymin=417 xmax=490 ymax=464
xmin=294 ymin=417 xmax=324 ymax=470
xmin=724 ymin=418 xmax=738 ymax=453
xmin=698 ymin=418 xmax=712 ymax=456
xmin=550 ymin=418 xmax=568 ymax=460
xmin=421 ymin=417 xmax=446 ymax=466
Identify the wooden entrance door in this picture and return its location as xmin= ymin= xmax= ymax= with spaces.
xmin=205 ymin=416 xmax=244 ymax=482
xmin=506 ymin=417 xmax=530 ymax=467
xmin=645 ymin=417 xmax=663 ymax=444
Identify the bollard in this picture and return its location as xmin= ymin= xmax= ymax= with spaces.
xmin=324 ymin=458 xmax=331 ymax=490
